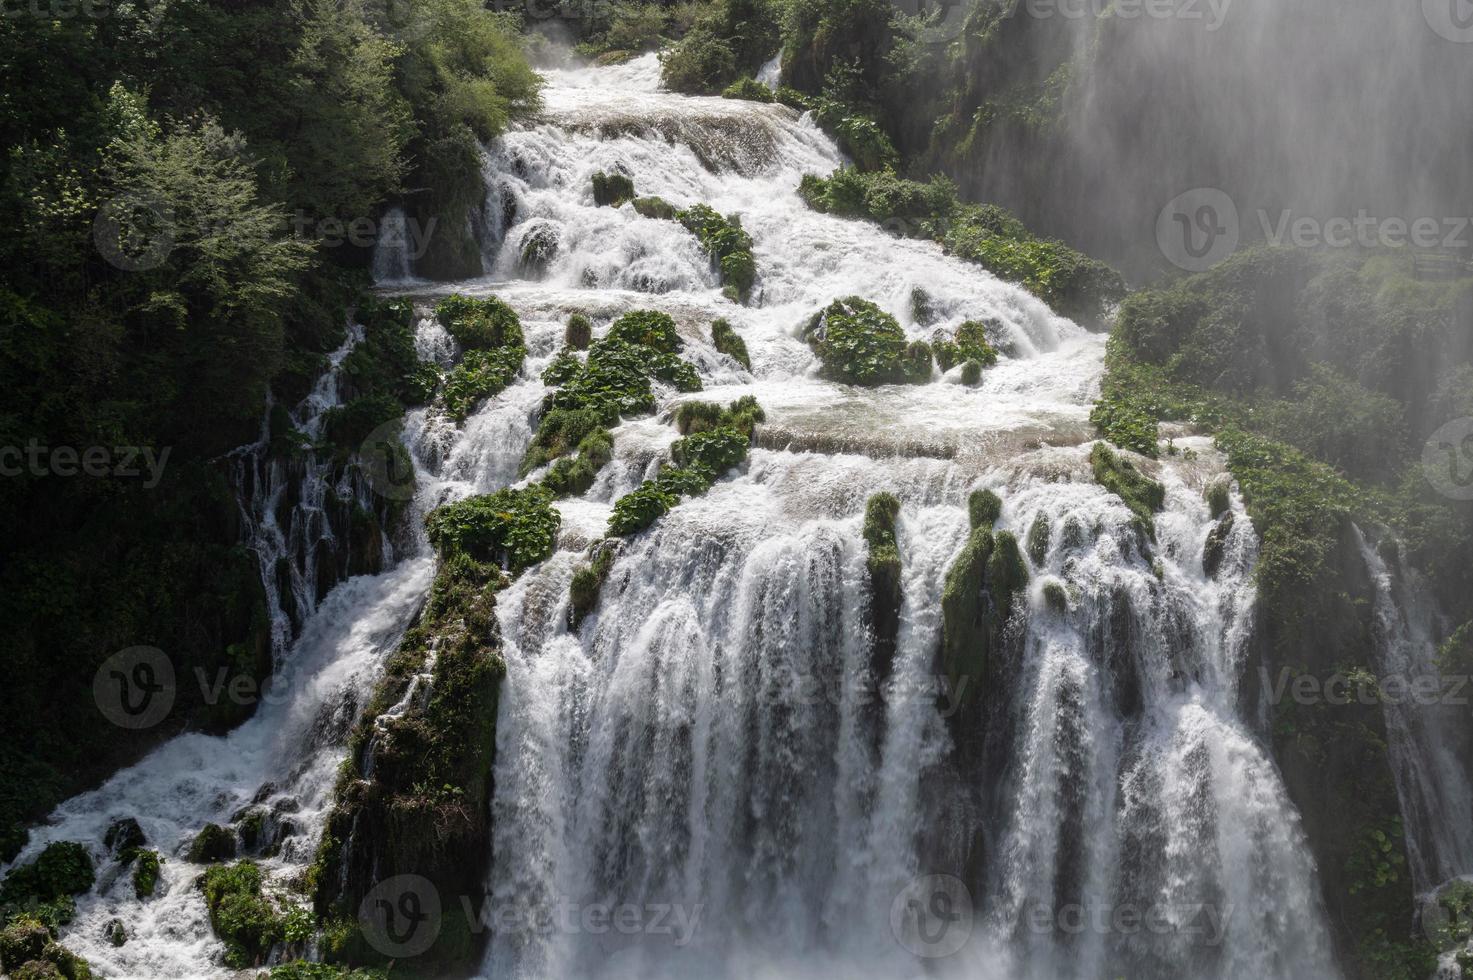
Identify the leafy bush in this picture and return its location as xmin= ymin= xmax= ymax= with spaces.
xmin=671 ymin=427 xmax=749 ymax=474
xmin=804 ymin=296 xmax=912 ymax=386
xmin=321 ymin=395 xmax=403 ymax=452
xmin=200 ymin=860 xmax=281 ymax=969
xmin=660 ymin=0 xmax=779 ymax=93
xmin=131 ymin=850 xmax=161 ymax=899
xmin=609 ymin=483 xmax=679 ymax=537
xmin=433 ymin=295 xmax=524 ymax=352
xmin=443 ymin=346 xmax=525 ymax=422
xmin=607 ymin=310 xmax=681 ymax=353
xmin=541 ymin=350 xmax=583 ymax=387
xmin=722 ymin=77 xmax=774 ymax=102
xmin=426 ymin=486 xmax=560 ymax=573
xmin=676 ymin=205 xmax=757 ymax=301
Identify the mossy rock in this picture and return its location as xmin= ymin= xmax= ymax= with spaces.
xmin=903 ymin=341 xmax=933 ymax=383
xmin=711 ymin=318 xmax=751 ymax=371
xmin=591 ymin=171 xmax=635 ymax=207
xmin=1090 ymin=443 xmax=1165 ymax=538
xmin=518 ymin=222 xmax=559 ymax=274
xmin=959 ymin=359 xmax=983 ymax=386
xmin=968 ymin=489 xmax=1002 ymax=530
xmin=721 ymin=77 xmax=773 ymax=103
xmin=432 ymin=295 xmax=523 ymax=353
xmin=864 ymin=493 xmax=903 ymax=680
xmin=1026 ymin=513 xmax=1051 ymax=566
xmin=186 ymin=824 xmax=237 ymax=864
xmin=564 ymin=314 xmax=592 ymax=350
xmin=632 ymin=196 xmax=678 ymax=221
xmin=1206 ymin=478 xmax=1231 ymax=519
xmin=129 ymin=849 xmax=161 ymax=899
xmin=1042 ymin=580 xmax=1069 ymax=614
xmin=1203 ymin=512 xmax=1234 ymax=578
xmin=568 ymin=543 xmax=617 ymax=631
xmin=103 ymin=818 xmax=145 ymax=858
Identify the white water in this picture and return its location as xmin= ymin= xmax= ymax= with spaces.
xmin=18 ymin=53 xmax=1345 ymax=979
xmin=1357 ymin=530 xmax=1473 ymax=894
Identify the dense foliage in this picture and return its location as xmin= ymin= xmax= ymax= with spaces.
xmin=0 ymin=0 xmax=540 ymax=865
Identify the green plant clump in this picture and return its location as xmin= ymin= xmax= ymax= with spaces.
xmin=722 ymin=77 xmax=774 ymax=102
xmin=1090 ymin=443 xmax=1165 ymax=536
xmin=591 ymin=171 xmax=635 ymax=207
xmin=711 ymin=318 xmax=752 ymax=370
xmin=798 ymin=167 xmax=1124 ymax=324
xmin=676 ymin=204 xmax=757 ymax=301
xmin=803 ymin=296 xmax=919 ymax=386
xmin=426 ymin=486 xmax=560 ymax=573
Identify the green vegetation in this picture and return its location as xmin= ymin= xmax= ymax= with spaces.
xmin=200 ymin=860 xmax=287 ymax=969
xmin=568 ymin=544 xmax=618 ymax=630
xmin=804 ymin=297 xmax=924 ymax=386
xmin=863 ymin=493 xmax=903 ymax=676
xmin=660 ymin=0 xmax=781 ymax=94
xmin=722 ymin=78 xmax=775 ymax=103
xmin=426 ymin=486 xmax=560 ymax=574
xmin=310 ymin=479 xmax=562 ymax=972
xmin=129 ymin=849 xmax=161 ymax=899
xmin=676 ymin=205 xmax=757 ymax=302
xmin=0 ymin=843 xmax=95 ymax=976
xmin=1091 ymin=244 xmax=1473 ymax=977
xmin=432 ymin=295 xmax=528 ymax=422
xmin=565 ymin=313 xmax=593 ymax=349
xmin=799 ymin=168 xmax=1124 ymax=324
xmin=608 ymin=398 xmax=763 ymax=537
xmin=969 ymin=489 xmax=1002 ymax=530
xmin=711 ymin=318 xmax=752 ymax=370
xmin=0 ymin=0 xmax=541 ymax=855
xmin=1026 ymin=513 xmax=1050 ymax=565
xmin=1089 ymin=443 xmax=1165 ymax=538
xmin=591 ymin=171 xmax=635 ymax=207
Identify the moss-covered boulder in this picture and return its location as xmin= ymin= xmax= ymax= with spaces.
xmin=565 ymin=313 xmax=593 ymax=349
xmin=1202 ymin=512 xmax=1234 ymax=578
xmin=968 ymin=489 xmax=1002 ymax=530
xmin=568 ymin=542 xmax=618 ymax=631
xmin=711 ymin=318 xmax=751 ymax=370
xmin=1026 ymin=513 xmax=1051 ymax=566
xmin=863 ymin=493 xmax=903 ymax=680
xmin=1089 ymin=443 xmax=1164 ymax=539
xmin=591 ymin=171 xmax=635 ymax=207
xmin=632 ymin=196 xmax=678 ymax=221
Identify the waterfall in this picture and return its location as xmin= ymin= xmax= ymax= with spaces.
xmin=15 ymin=52 xmax=1358 ymax=979
xmin=370 ymin=205 xmax=415 ymax=285
xmin=1356 ymin=529 xmax=1473 ymax=894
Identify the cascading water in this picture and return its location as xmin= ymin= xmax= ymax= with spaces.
xmin=12 ymin=52 xmax=1354 ymax=979
xmin=1356 ymin=529 xmax=1473 ymax=894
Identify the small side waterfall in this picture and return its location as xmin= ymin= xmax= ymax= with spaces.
xmin=370 ymin=205 xmax=415 ymax=284
xmin=1357 ymin=529 xmax=1473 ymax=893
